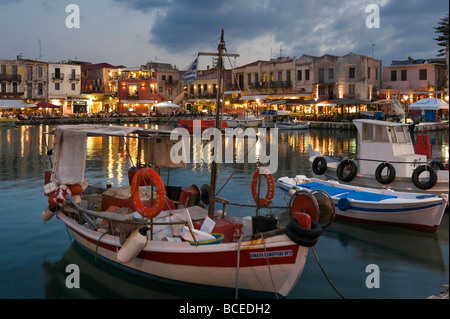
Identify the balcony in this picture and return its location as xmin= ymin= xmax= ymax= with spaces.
xmin=127 ymin=93 xmax=139 ymax=100
xmin=69 ymin=75 xmax=81 ymax=83
xmin=0 ymin=74 xmax=22 ymax=82
xmin=52 ymin=73 xmax=65 ymax=81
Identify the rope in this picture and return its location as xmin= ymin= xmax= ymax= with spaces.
xmin=234 ymin=233 xmax=245 ymax=299
xmin=311 ymin=247 xmax=346 ymax=299
xmin=260 ymin=233 xmax=278 ymax=299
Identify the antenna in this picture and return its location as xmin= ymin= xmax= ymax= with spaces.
xmin=38 ymin=40 xmax=42 ymax=61
xmin=280 ymin=45 xmax=282 ymax=58
xmin=372 ymin=44 xmax=375 ymax=57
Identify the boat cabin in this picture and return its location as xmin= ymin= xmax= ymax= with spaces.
xmin=353 ymin=119 xmax=427 ymax=178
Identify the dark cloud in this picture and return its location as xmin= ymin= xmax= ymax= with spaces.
xmin=113 ymin=0 xmax=448 ymax=64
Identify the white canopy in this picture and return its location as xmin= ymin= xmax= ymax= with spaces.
xmin=0 ymin=99 xmax=28 ymax=109
xmin=154 ymin=101 xmax=180 ymax=109
xmin=408 ymin=98 xmax=449 ymax=110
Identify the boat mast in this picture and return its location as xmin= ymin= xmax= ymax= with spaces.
xmin=198 ymin=29 xmax=239 ymax=217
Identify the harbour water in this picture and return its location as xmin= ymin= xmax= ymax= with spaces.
xmin=0 ymin=123 xmax=448 ymax=299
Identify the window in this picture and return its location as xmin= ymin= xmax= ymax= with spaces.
xmin=278 ymin=71 xmax=282 ymax=82
xmin=0 ymin=65 xmax=6 ymax=75
xmin=305 ymin=69 xmax=310 ymax=81
xmin=319 ymin=68 xmax=324 ymax=82
xmin=390 ymin=70 xmax=397 ymax=81
xmin=162 ymin=75 xmax=166 ymax=81
xmin=401 ymin=70 xmax=407 ymax=81
xmin=375 ymin=125 xmax=389 ymax=142
xmin=254 ymin=73 xmax=258 ymax=84
xmin=297 ymin=70 xmax=302 ymax=81
xmin=55 ymin=82 xmax=60 ymax=90
xmin=247 ymin=73 xmax=251 ymax=85
xmin=38 ymin=67 xmax=43 ymax=78
xmin=269 ymin=72 xmax=274 ymax=82
xmin=368 ymin=67 xmax=370 ymax=79
xmin=329 ymin=68 xmax=334 ymax=79
xmin=1 ymin=82 xmax=6 ymax=92
xmin=128 ymin=84 xmax=138 ymax=96
xmin=419 ymin=69 xmax=427 ymax=80
xmin=349 ymin=67 xmax=355 ymax=79
xmin=71 ymin=83 xmax=76 ymax=91
xmin=349 ymin=84 xmax=355 ymax=95
xmin=362 ymin=124 xmax=374 ymax=141
xmin=262 ymin=73 xmax=266 ymax=83
xmin=286 ymin=70 xmax=291 ymax=82
xmin=38 ymin=83 xmax=43 ymax=95
xmin=12 ymin=82 xmax=18 ymax=93
xmin=12 ymin=65 xmax=18 ymax=75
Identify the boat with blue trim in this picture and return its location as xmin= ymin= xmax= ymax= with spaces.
xmin=309 ymin=119 xmax=449 ymax=195
xmin=278 ymin=175 xmax=448 ymax=233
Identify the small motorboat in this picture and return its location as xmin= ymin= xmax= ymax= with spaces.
xmin=276 ymin=121 xmax=310 ymax=130
xmin=277 ymin=175 xmax=448 ymax=233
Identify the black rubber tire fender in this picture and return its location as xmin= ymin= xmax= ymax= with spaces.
xmin=375 ymin=162 xmax=396 ymax=185
xmin=312 ymin=156 xmax=327 ymax=175
xmin=430 ymin=161 xmax=445 ymax=170
xmin=411 ymin=165 xmax=438 ymax=190
xmin=336 ymin=159 xmax=358 ymax=182
xmin=286 ymin=218 xmax=322 ymax=240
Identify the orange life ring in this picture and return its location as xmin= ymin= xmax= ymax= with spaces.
xmin=131 ymin=167 xmax=166 ymax=218
xmin=251 ymin=168 xmax=275 ymax=207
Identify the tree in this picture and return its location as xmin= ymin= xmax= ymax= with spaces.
xmin=433 ymin=13 xmax=449 ymax=56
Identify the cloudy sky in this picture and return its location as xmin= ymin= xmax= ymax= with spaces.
xmin=0 ymin=0 xmax=448 ymax=71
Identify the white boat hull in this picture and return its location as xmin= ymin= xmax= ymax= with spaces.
xmin=276 ymin=122 xmax=310 ymax=130
xmin=278 ymin=177 xmax=448 ymax=233
xmin=57 ymin=212 xmax=308 ymax=298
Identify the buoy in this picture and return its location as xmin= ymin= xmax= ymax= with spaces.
xmin=41 ymin=206 xmax=57 ymax=222
xmin=117 ymin=227 xmax=148 ymax=264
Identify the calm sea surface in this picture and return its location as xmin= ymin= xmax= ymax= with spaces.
xmin=0 ymin=123 xmax=448 ymax=299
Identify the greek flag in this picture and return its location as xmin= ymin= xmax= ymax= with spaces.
xmin=183 ymin=58 xmax=198 ymax=83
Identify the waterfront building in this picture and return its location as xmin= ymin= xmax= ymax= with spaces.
xmin=183 ymin=66 xmax=232 ymax=113
xmin=116 ymin=66 xmax=165 ymax=115
xmin=0 ymin=57 xmax=47 ymax=109
xmin=81 ymin=62 xmax=124 ymax=113
xmin=229 ymin=53 xmax=381 ymax=119
xmin=381 ymin=57 xmax=447 ymax=104
xmin=145 ymin=62 xmax=182 ymax=103
xmin=47 ymin=62 xmax=81 ymax=114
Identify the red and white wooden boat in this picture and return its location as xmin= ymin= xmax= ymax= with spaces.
xmin=41 ymin=124 xmax=328 ymax=298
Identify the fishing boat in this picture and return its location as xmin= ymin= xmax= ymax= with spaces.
xmin=276 ymin=121 xmax=310 ymax=130
xmin=277 ymin=175 xmax=448 ymax=233
xmin=41 ymin=31 xmax=333 ymax=298
xmin=309 ymin=119 xmax=449 ymax=195
xmin=236 ymin=113 xmax=263 ymax=127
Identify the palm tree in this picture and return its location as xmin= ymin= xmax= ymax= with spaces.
xmin=433 ymin=13 xmax=449 ymax=56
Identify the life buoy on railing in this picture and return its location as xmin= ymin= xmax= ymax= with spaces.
xmin=411 ymin=165 xmax=438 ymax=190
xmin=251 ymin=167 xmax=275 ymax=207
xmin=336 ymin=159 xmax=358 ymax=182
xmin=375 ymin=162 xmax=396 ymax=185
xmin=312 ymin=156 xmax=327 ymax=175
xmin=131 ymin=167 xmax=166 ymax=218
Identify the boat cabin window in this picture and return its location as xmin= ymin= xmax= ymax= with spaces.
xmin=375 ymin=125 xmax=389 ymax=142
xmin=362 ymin=123 xmax=374 ymax=141
xmin=390 ymin=125 xmax=411 ymax=144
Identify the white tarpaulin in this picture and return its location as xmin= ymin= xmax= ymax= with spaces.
xmin=154 ymin=102 xmax=180 ymax=114
xmin=408 ymin=98 xmax=449 ymax=110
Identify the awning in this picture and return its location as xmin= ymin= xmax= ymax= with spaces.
xmin=35 ymin=102 xmax=61 ymax=109
xmin=239 ymin=95 xmax=269 ymax=101
xmin=224 ymin=91 xmax=242 ymax=95
xmin=408 ymin=98 xmax=449 ymax=110
xmin=0 ymin=99 xmax=28 ymax=109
